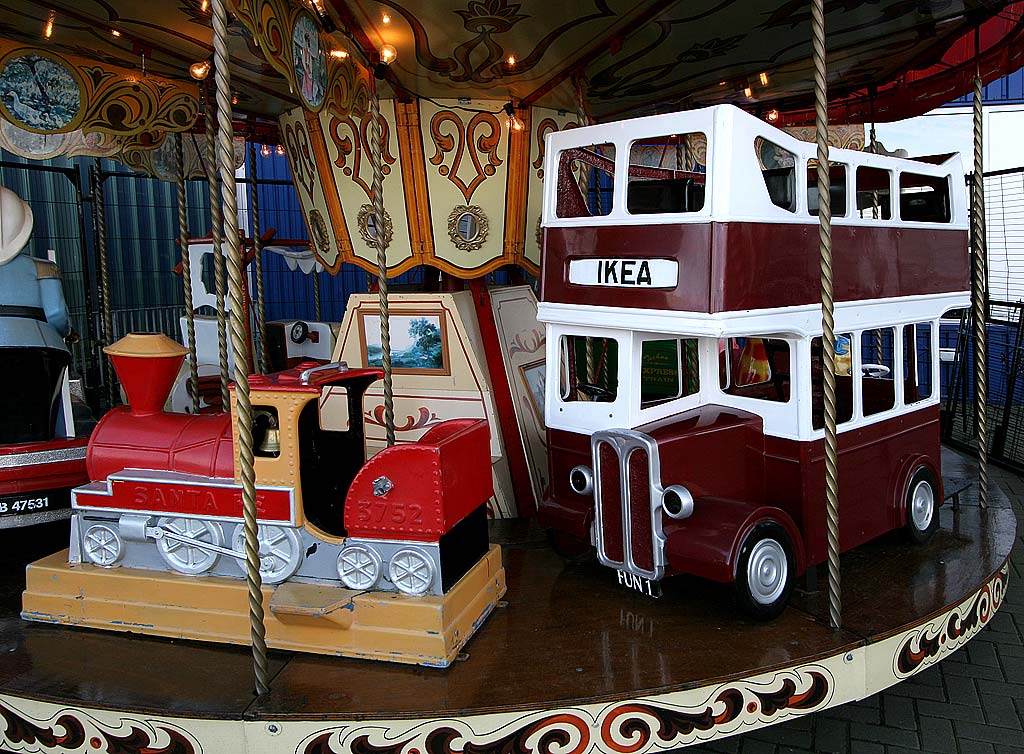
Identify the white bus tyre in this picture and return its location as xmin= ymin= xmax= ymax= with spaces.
xmin=905 ymin=467 xmax=939 ymax=544
xmin=734 ymin=523 xmax=795 ymax=621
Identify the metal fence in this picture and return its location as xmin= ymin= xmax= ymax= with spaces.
xmin=943 ymin=165 xmax=1024 ymax=471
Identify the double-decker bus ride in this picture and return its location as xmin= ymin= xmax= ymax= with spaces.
xmin=537 ymin=104 xmax=968 ymax=618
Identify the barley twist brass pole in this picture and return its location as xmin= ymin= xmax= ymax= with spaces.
xmin=211 ymin=0 xmax=268 ymax=696
xmin=972 ymin=70 xmax=989 ymax=509
xmin=248 ymin=142 xmax=268 ymax=374
xmin=176 ymin=134 xmax=201 ymax=413
xmin=368 ymin=77 xmax=395 ymax=447
xmin=813 ymin=0 xmax=841 ymax=629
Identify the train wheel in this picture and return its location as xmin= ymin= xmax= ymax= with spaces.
xmin=231 ymin=524 xmax=302 ymax=585
xmin=83 ymin=524 xmax=123 ymax=567
xmin=156 ymin=517 xmax=223 ymax=575
xmin=388 ymin=548 xmax=435 ymax=596
xmin=337 ymin=544 xmax=382 ymax=591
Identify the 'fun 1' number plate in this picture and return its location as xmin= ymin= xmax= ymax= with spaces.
xmin=616 ymin=568 xmax=662 ymax=598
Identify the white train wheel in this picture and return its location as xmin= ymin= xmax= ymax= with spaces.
xmin=388 ymin=548 xmax=435 ymax=596
xmin=231 ymin=524 xmax=302 ymax=585
xmin=337 ymin=544 xmax=382 ymax=591
xmin=156 ymin=517 xmax=222 ymax=575
xmin=83 ymin=524 xmax=123 ymax=567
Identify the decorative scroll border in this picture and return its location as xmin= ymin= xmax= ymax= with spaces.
xmin=894 ymin=561 xmax=1009 ymax=678
xmin=0 ymin=696 xmax=202 ymax=754
xmin=0 ymin=41 xmax=198 ymax=136
xmin=0 ymin=558 xmax=1007 ymax=754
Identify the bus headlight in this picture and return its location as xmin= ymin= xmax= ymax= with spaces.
xmin=662 ymin=485 xmax=694 ymax=519
xmin=569 ymin=465 xmax=594 ymax=495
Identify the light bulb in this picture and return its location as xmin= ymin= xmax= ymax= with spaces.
xmin=276 ymin=144 xmax=285 ymax=156
xmin=743 ymin=86 xmax=752 ymax=98
xmin=111 ymin=29 xmax=121 ymax=37
xmin=379 ymin=44 xmax=397 ymax=65
xmin=44 ymin=11 xmax=55 ymax=39
xmin=506 ymin=53 xmax=516 ymax=67
xmin=507 ymin=113 xmax=524 ymax=131
xmin=189 ymin=60 xmax=211 ymax=80
xmin=766 ymin=109 xmax=779 ymax=123
xmin=759 ymin=71 xmax=768 ymax=86
xmin=330 ymin=49 xmax=348 ymax=59
xmin=260 ymin=144 xmax=271 ymax=157
xmin=381 ymin=11 xmax=391 ymax=24
xmin=201 ymin=0 xmax=208 ymax=10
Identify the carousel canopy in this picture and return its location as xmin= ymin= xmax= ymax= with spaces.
xmin=0 ymin=0 xmax=1019 ymax=129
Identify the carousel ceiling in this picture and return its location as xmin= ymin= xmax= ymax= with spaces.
xmin=0 ymin=0 xmax=1019 ymax=126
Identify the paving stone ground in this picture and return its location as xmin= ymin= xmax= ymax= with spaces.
xmin=688 ymin=456 xmax=1024 ymax=754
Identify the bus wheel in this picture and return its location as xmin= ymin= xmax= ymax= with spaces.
xmin=905 ymin=467 xmax=939 ymax=544
xmin=735 ymin=523 xmax=795 ymax=621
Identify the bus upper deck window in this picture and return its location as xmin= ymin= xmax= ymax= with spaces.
xmin=755 ymin=137 xmax=797 ymax=212
xmin=856 ymin=166 xmax=892 ymax=219
xmin=899 ymin=173 xmax=951 ymax=223
xmin=556 ymin=144 xmax=615 ymax=218
xmin=559 ymin=335 xmax=618 ymax=402
xmin=807 ymin=161 xmax=847 ymax=217
xmin=626 ymin=133 xmax=707 ymax=214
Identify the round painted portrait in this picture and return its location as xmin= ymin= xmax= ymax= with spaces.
xmin=0 ymin=52 xmax=82 ymax=132
xmin=292 ymin=13 xmax=326 ymax=110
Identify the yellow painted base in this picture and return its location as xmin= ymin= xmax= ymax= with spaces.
xmin=22 ymin=545 xmax=506 ymax=667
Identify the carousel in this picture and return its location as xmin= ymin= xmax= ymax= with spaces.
xmin=0 ymin=0 xmax=1020 ymax=751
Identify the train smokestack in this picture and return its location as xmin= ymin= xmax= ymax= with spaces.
xmin=104 ymin=334 xmax=188 ymax=416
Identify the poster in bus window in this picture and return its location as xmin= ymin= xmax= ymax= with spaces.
xmin=836 ymin=334 xmax=852 ymax=376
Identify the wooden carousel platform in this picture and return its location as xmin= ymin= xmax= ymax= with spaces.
xmin=0 ymin=451 xmax=1013 ymax=754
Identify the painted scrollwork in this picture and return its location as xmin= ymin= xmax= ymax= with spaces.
xmin=300 ymin=667 xmax=832 ymax=754
xmin=0 ymin=43 xmax=198 ymax=136
xmin=229 ymin=0 xmax=368 ymax=116
xmin=895 ymin=563 xmax=1008 ymax=678
xmin=328 ymin=112 xmax=396 ymax=202
xmin=378 ymin=0 xmax=615 ymax=85
xmin=0 ymin=700 xmax=199 ymax=754
xmin=357 ymin=204 xmax=394 ymax=250
xmin=429 ymin=110 xmax=502 ymax=203
xmin=447 ymin=205 xmax=489 ymax=251
xmin=281 ymin=117 xmax=317 ymax=203
xmin=533 ymin=116 xmax=578 ymax=179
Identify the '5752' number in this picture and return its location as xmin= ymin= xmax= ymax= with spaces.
xmin=354 ymin=502 xmax=423 ymax=526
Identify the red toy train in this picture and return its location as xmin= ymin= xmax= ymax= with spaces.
xmin=68 ymin=334 xmax=492 ymax=597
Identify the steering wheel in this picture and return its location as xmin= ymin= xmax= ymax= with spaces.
xmin=861 ymin=363 xmax=891 ymax=378
xmin=290 ymin=321 xmax=310 ymax=344
xmin=576 ymin=382 xmax=615 ymax=401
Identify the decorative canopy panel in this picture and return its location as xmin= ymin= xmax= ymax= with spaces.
xmin=280 ymin=93 xmax=576 ymax=276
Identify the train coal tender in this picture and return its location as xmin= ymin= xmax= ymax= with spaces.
xmin=22 ymin=333 xmax=505 ymax=666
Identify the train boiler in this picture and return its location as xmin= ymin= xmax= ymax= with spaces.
xmin=24 ymin=333 xmax=506 ymax=666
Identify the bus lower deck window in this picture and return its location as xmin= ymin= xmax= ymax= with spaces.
xmin=811 ymin=335 xmax=854 ymax=429
xmin=856 ymin=166 xmax=892 ymax=219
xmin=899 ymin=173 xmax=951 ymax=223
xmin=640 ymin=338 xmax=699 ymax=408
xmin=807 ymin=161 xmax=847 ymax=217
xmin=560 ymin=335 xmax=618 ymax=402
xmin=719 ymin=337 xmax=791 ymax=402
xmin=903 ymin=323 xmax=933 ymax=403
xmin=861 ymin=329 xmax=896 ymax=416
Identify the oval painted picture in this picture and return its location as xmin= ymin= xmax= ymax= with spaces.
xmin=292 ymin=13 xmax=326 ymax=110
xmin=0 ymin=53 xmax=81 ymax=132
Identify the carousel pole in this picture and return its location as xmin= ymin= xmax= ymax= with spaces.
xmin=312 ymin=268 xmax=321 ymax=321
xmin=812 ymin=0 xmax=842 ymax=629
xmin=247 ymin=142 xmax=268 ymax=374
xmin=92 ymin=168 xmax=116 ymax=407
xmin=972 ymin=34 xmax=990 ymax=509
xmin=204 ymin=84 xmax=231 ymax=411
xmin=210 ymin=0 xmax=268 ymax=696
xmin=368 ymin=73 xmax=396 ymax=447
xmin=176 ymin=134 xmax=201 ymax=413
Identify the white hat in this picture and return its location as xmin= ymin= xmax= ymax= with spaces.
xmin=0 ymin=186 xmax=33 ymax=265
